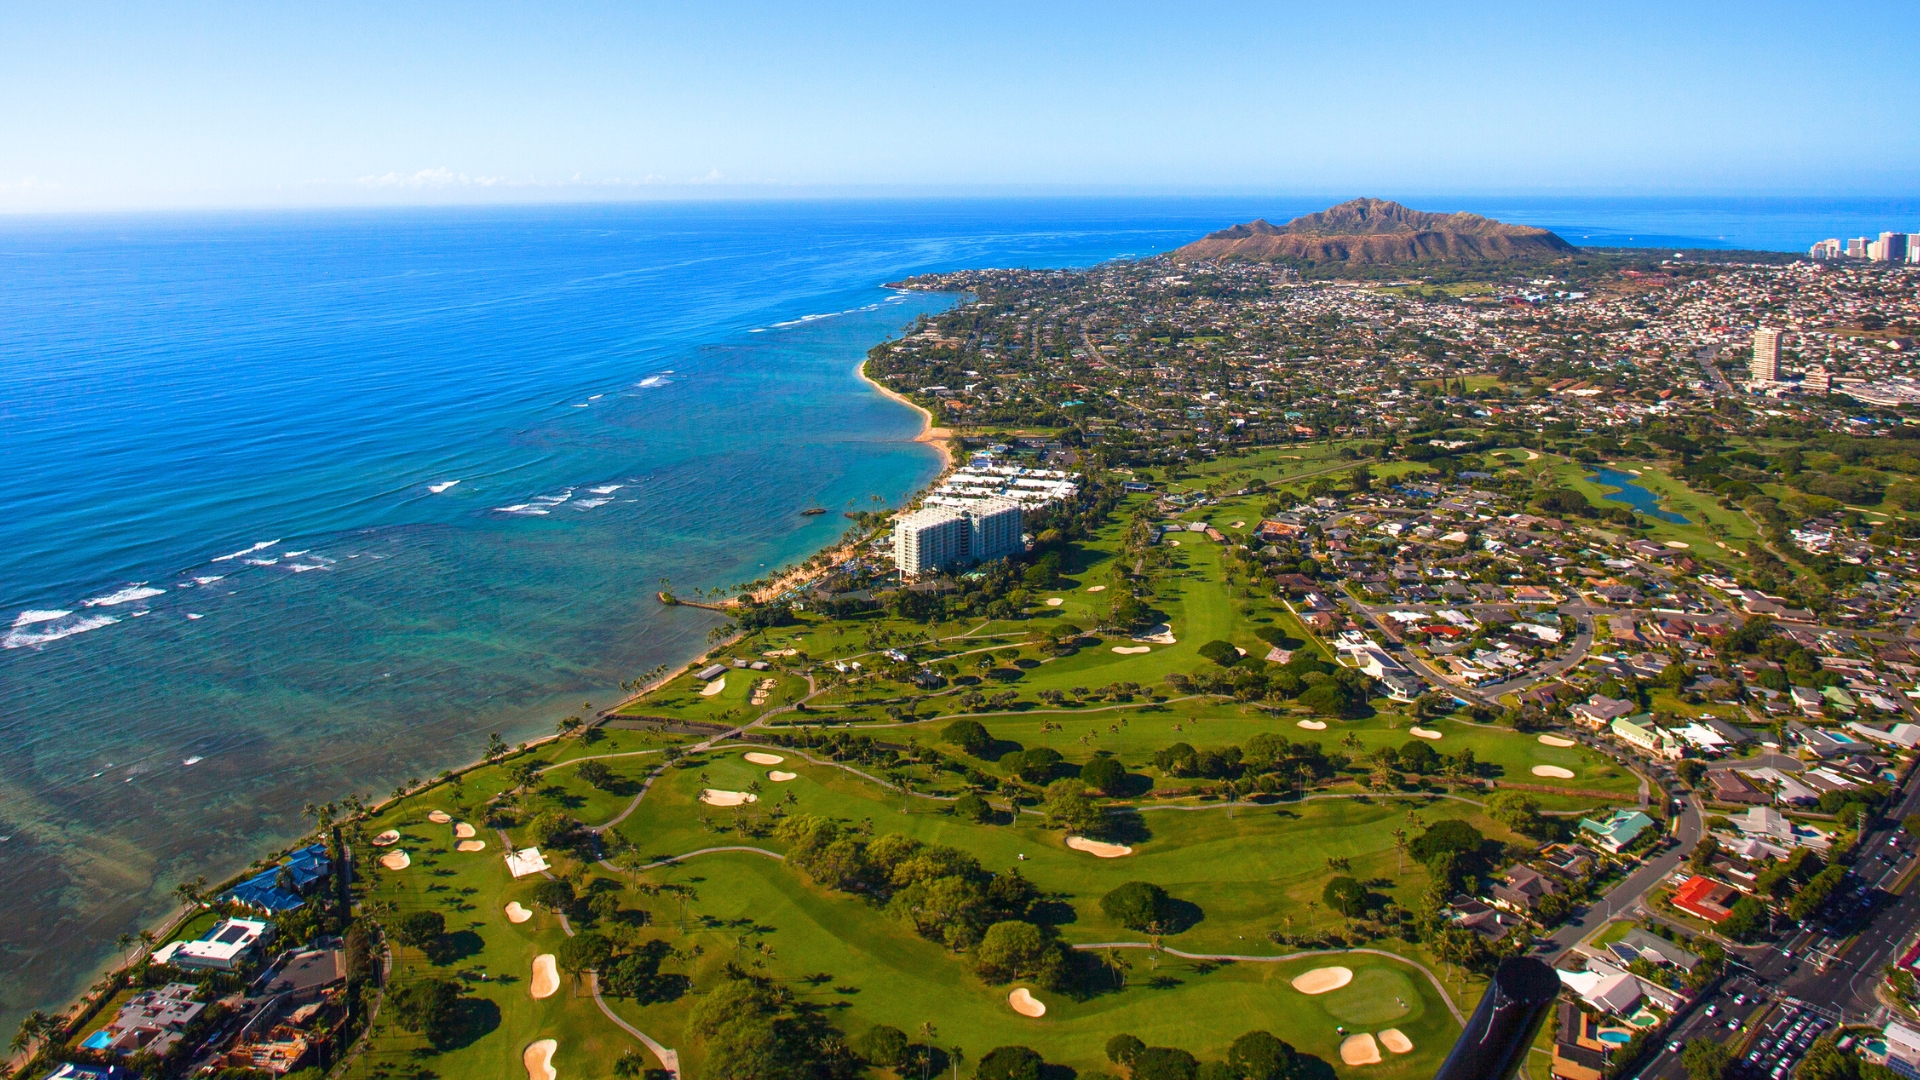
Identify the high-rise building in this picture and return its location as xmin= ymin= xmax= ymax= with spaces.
xmin=1910 ymin=236 xmax=1920 ymax=265
xmin=893 ymin=507 xmax=970 ymax=577
xmin=1750 ymin=328 xmax=1782 ymax=384
xmin=1879 ymin=232 xmax=1910 ymax=264
xmin=892 ymin=498 xmax=1024 ymax=577
xmin=1870 ymin=239 xmax=1887 ymax=262
xmin=1802 ymin=366 xmax=1831 ymax=394
xmin=1847 ymin=237 xmax=1870 ymax=258
xmin=1810 ymin=239 xmax=1841 ymax=259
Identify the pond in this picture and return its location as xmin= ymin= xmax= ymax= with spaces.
xmin=1588 ymin=468 xmax=1691 ymax=524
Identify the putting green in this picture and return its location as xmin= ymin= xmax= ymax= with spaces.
xmin=1321 ymin=966 xmax=1418 ymax=1025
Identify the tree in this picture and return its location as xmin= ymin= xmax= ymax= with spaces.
xmin=1101 ymin=881 xmax=1173 ymax=931
xmin=1198 ymin=639 xmax=1241 ymax=667
xmin=1322 ymin=876 xmax=1369 ymax=919
xmin=1681 ymin=1038 xmax=1735 ymax=1080
xmin=1410 ymin=819 xmax=1483 ymax=864
xmin=856 ymin=1025 xmax=909 ymax=1067
xmin=977 ymin=1045 xmax=1045 ymax=1080
xmin=532 ymin=878 xmax=576 ymax=913
xmin=1015 ymin=747 xmax=1063 ymax=783
xmin=1229 ymin=1030 xmax=1302 ymax=1080
xmin=1044 ymin=778 xmax=1104 ymax=834
xmin=1134 ymin=1046 xmax=1200 ymax=1080
xmin=393 ymin=909 xmax=446 ymax=949
xmin=1675 ymin=760 xmax=1706 ymax=788
xmin=576 ymin=760 xmax=615 ymax=790
xmin=955 ymin=792 xmax=993 ymax=822
xmin=1719 ymin=895 xmax=1768 ymax=942
xmin=972 ymin=920 xmax=1065 ymax=987
xmin=556 ymin=931 xmax=614 ymax=977
xmin=389 ymin=978 xmax=461 ymax=1045
xmin=942 ymin=719 xmax=993 ymax=756
xmin=1487 ymin=791 xmax=1543 ymax=835
xmin=1082 ymin=755 xmax=1127 ymax=795
xmin=1107 ymin=1034 xmax=1147 ymax=1068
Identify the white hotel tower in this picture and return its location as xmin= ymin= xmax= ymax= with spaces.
xmin=893 ymin=498 xmax=1023 ymax=577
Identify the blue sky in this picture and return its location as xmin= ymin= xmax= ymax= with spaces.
xmin=1 ymin=1 xmax=1915 ymax=211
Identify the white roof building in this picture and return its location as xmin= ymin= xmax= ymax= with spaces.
xmin=506 ymin=847 xmax=551 ymax=879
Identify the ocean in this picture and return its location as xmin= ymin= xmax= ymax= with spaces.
xmin=0 ymin=195 xmax=1908 ymax=1026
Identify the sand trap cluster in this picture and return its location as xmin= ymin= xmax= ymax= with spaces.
xmin=1290 ymin=966 xmax=1353 ymax=995
xmin=1409 ymin=727 xmax=1443 ymax=740
xmin=380 ymin=851 xmax=411 ymax=871
xmin=505 ymin=901 xmax=532 ymax=924
xmin=371 ymin=829 xmax=401 ymax=846
xmin=1538 ymin=734 xmax=1577 ymax=747
xmin=1340 ymin=1034 xmax=1382 ymax=1066
xmin=743 ymin=752 xmax=784 ymax=765
xmin=700 ymin=676 xmax=727 ymax=697
xmin=1066 ymin=836 xmax=1133 ymax=858
xmin=700 ymin=789 xmax=758 ymax=806
xmin=428 ymin=810 xmax=452 ymax=824
xmin=1532 ymin=765 xmax=1577 ymax=779
xmin=530 ymin=954 xmax=559 ymax=999
xmin=1046 ymin=598 xmax=1064 ymax=607
xmin=1111 ymin=645 xmax=1152 ymax=655
xmin=768 ymin=771 xmax=798 ymax=782
xmin=749 ymin=678 xmax=776 ymax=706
xmin=1379 ymin=1029 xmax=1414 ymax=1055
xmin=762 ymin=648 xmax=798 ymax=657
xmin=457 ymin=840 xmax=488 ymax=852
xmin=524 ymin=1039 xmax=557 ymax=1080
xmin=454 ymin=822 xmax=477 ymax=838
xmin=1008 ymin=987 xmax=1047 ymax=1017
xmin=1297 ymin=720 xmax=1328 ymax=730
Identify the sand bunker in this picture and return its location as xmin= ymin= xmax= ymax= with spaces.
xmin=700 ymin=676 xmax=727 ymax=697
xmin=1291 ymin=966 xmax=1353 ymax=995
xmin=454 ymin=822 xmax=477 ymax=838
xmin=1133 ymin=623 xmax=1177 ymax=645
xmin=530 ymin=954 xmax=559 ymax=999
xmin=379 ymin=851 xmax=411 ymax=871
xmin=700 ymin=789 xmax=758 ymax=806
xmin=1532 ymin=765 xmax=1576 ymax=779
xmin=1231 ymin=521 xmax=1246 ymax=529
xmin=1378 ymin=1029 xmax=1413 ymax=1055
xmin=1664 ymin=540 xmax=1691 ymax=549
xmin=428 ymin=810 xmax=452 ymax=824
xmin=768 ymin=771 xmax=798 ymax=782
xmin=1087 ymin=585 xmax=1107 ymax=592
xmin=505 ymin=901 xmax=532 ymax=924
xmin=1168 ymin=538 xmax=1182 ymax=546
xmin=1538 ymin=734 xmax=1577 ymax=747
xmin=1297 ymin=720 xmax=1328 ymax=730
xmin=457 ymin=840 xmax=488 ymax=852
xmin=1046 ymin=597 xmax=1064 ymax=607
xmin=371 ymin=829 xmax=401 ymax=847
xmin=1409 ymin=727 xmax=1443 ymax=740
xmin=1111 ymin=645 xmax=1152 ymax=655
xmin=1008 ymin=987 xmax=1047 ymax=1017
xmin=1066 ymin=836 xmax=1132 ymax=858
xmin=524 ymin=1039 xmax=557 ymax=1080
xmin=743 ymin=752 xmax=784 ymax=765
xmin=1340 ymin=1033 xmax=1382 ymax=1066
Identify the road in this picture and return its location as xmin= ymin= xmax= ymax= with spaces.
xmin=1538 ymin=795 xmax=1702 ymax=961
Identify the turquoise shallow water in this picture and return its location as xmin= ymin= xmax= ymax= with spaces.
xmin=0 ymin=195 xmax=1898 ymax=1025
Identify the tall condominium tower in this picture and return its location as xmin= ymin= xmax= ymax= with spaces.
xmin=892 ymin=498 xmax=1024 ymax=577
xmin=1750 ymin=328 xmax=1781 ymax=384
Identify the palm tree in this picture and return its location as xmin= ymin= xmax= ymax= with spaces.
xmin=116 ymin=932 xmax=134 ymax=965
xmin=950 ymin=1046 xmax=965 ymax=1080
xmin=1305 ymin=899 xmax=1319 ymax=928
xmin=918 ymin=1022 xmax=939 ymax=1080
xmin=1392 ymin=828 xmax=1408 ymax=875
xmin=10 ymin=1011 xmax=54 ymax=1057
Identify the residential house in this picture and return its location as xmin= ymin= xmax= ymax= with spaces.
xmin=1707 ymin=770 xmax=1770 ymax=805
xmin=1571 ymin=695 xmax=1635 ymax=729
xmin=151 ymin=918 xmax=274 ymax=972
xmin=1670 ymin=875 xmax=1741 ymax=923
xmin=1611 ymin=714 xmax=1684 ymax=760
xmin=1550 ymin=1002 xmax=1608 ymax=1080
xmin=1490 ymin=865 xmax=1559 ymax=913
xmin=1578 ymin=809 xmax=1658 ymax=854
xmin=77 ymin=983 xmax=205 ymax=1059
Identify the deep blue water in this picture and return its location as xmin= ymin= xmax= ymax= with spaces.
xmin=1589 ymin=468 xmax=1691 ymax=524
xmin=0 ymin=195 xmax=1894 ymax=1024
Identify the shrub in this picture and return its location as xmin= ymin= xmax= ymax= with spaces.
xmin=978 ymin=1045 xmax=1045 ymax=1080
xmin=1101 ymin=881 xmax=1172 ymax=931
xmin=1298 ymin=681 xmax=1359 ymax=717
xmin=1228 ymin=1031 xmax=1300 ymax=1080
xmin=1107 ymin=1034 xmax=1147 ymax=1066
xmin=576 ymin=760 xmax=615 ymax=790
xmin=1410 ymin=819 xmax=1483 ymax=864
xmin=532 ymin=878 xmax=576 ymax=912
xmin=388 ymin=978 xmax=460 ymax=1044
xmin=1081 ymin=755 xmax=1127 ymax=795
xmin=1322 ymin=876 xmax=1368 ymax=918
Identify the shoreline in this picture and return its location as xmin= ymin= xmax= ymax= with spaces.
xmin=857 ymin=358 xmax=953 ymax=470
xmin=33 ymin=305 xmax=963 ymax=1057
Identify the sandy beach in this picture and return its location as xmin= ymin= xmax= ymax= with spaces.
xmin=858 ymin=359 xmax=953 ymax=469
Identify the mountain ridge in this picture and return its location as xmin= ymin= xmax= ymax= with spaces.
xmin=1175 ymin=198 xmax=1575 ymax=266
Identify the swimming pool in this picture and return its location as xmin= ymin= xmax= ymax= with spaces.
xmin=1597 ymin=1031 xmax=1634 ymax=1045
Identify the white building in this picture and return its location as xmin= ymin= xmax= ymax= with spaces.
xmin=151 ymin=918 xmax=274 ymax=971
xmin=893 ymin=498 xmax=1023 ymax=577
xmin=1750 ymin=328 xmax=1781 ymax=384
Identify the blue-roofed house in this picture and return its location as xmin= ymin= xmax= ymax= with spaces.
xmin=221 ymin=843 xmax=331 ymax=913
xmin=1578 ymin=809 xmax=1658 ymax=854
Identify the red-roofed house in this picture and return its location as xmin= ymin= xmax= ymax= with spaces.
xmin=1670 ymin=875 xmax=1739 ymax=924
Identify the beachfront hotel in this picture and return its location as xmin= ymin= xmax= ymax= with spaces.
xmin=893 ymin=498 xmax=1023 ymax=577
